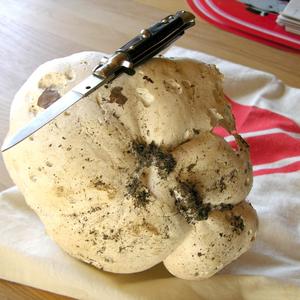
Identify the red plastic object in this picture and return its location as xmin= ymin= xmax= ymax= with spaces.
xmin=187 ymin=0 xmax=300 ymax=52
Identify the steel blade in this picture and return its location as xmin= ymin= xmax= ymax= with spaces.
xmin=2 ymin=75 xmax=105 ymax=151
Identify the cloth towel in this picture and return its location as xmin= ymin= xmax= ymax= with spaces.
xmin=0 ymin=46 xmax=300 ymax=300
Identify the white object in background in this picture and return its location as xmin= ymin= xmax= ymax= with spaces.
xmin=277 ymin=0 xmax=300 ymax=36
xmin=281 ymin=0 xmax=300 ymax=20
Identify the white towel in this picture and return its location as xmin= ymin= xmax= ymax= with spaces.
xmin=1 ymin=46 xmax=300 ymax=300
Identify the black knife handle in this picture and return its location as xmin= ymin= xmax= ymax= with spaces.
xmin=93 ymin=11 xmax=195 ymax=79
xmin=117 ymin=11 xmax=195 ymax=67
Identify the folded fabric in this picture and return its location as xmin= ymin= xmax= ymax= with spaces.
xmin=0 ymin=46 xmax=299 ymax=299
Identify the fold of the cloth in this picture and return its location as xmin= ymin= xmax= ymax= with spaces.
xmin=1 ymin=47 xmax=300 ymax=299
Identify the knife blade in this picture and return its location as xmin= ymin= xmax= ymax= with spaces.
xmin=2 ymin=10 xmax=195 ymax=152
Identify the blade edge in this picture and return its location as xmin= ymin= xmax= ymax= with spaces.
xmin=2 ymin=75 xmax=104 ymax=151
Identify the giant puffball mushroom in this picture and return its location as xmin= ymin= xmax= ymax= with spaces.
xmin=3 ymin=52 xmax=258 ymax=278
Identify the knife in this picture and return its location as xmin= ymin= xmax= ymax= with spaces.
xmin=1 ymin=10 xmax=195 ymax=152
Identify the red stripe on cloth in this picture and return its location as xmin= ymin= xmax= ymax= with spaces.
xmin=254 ymin=161 xmax=300 ymax=176
xmin=229 ymin=99 xmax=300 ymax=134
xmin=187 ymin=0 xmax=300 ymax=52
xmin=244 ymin=133 xmax=300 ymax=166
xmin=222 ymin=133 xmax=300 ymax=166
xmin=213 ymin=126 xmax=229 ymax=137
xmin=213 ymin=97 xmax=300 ymax=175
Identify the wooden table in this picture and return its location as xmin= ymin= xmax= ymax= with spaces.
xmin=0 ymin=0 xmax=299 ymax=298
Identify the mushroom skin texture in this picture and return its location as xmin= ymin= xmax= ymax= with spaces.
xmin=163 ymin=201 xmax=258 ymax=279
xmin=3 ymin=52 xmax=258 ymax=278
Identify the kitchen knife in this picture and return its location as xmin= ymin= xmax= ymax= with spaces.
xmin=1 ymin=10 xmax=195 ymax=152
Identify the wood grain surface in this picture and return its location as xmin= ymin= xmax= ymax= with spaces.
xmin=0 ymin=0 xmax=299 ymax=299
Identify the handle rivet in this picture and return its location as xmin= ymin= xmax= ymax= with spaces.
xmin=140 ymin=29 xmax=151 ymax=39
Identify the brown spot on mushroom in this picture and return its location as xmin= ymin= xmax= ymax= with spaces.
xmin=29 ymin=175 xmax=37 ymax=182
xmin=230 ymin=215 xmax=245 ymax=234
xmin=143 ymin=221 xmax=159 ymax=235
xmin=142 ymin=75 xmax=154 ymax=83
xmin=91 ymin=177 xmax=116 ymax=199
xmin=56 ymin=186 xmax=64 ymax=197
xmin=193 ymin=128 xmax=200 ymax=135
xmin=214 ymin=203 xmax=234 ymax=211
xmin=37 ymin=88 xmax=61 ymax=109
xmin=131 ymin=140 xmax=176 ymax=178
xmin=187 ymin=162 xmax=197 ymax=172
xmin=126 ymin=177 xmax=150 ymax=207
xmin=170 ymin=182 xmax=211 ymax=224
xmin=45 ymin=161 xmax=53 ymax=167
xmin=130 ymin=220 xmax=159 ymax=236
xmin=215 ymin=177 xmax=226 ymax=193
xmin=119 ymin=246 xmax=125 ymax=253
xmin=109 ymin=86 xmax=128 ymax=106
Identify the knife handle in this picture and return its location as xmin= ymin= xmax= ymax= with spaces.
xmin=93 ymin=11 xmax=195 ymax=79
xmin=117 ymin=11 xmax=195 ymax=67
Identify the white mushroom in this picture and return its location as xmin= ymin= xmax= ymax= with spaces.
xmin=163 ymin=201 xmax=258 ymax=279
xmin=3 ymin=52 xmax=258 ymax=277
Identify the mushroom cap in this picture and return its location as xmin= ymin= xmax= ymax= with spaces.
xmin=3 ymin=52 xmax=257 ymax=275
